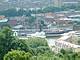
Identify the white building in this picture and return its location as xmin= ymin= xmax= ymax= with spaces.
xmin=49 ymin=31 xmax=80 ymax=53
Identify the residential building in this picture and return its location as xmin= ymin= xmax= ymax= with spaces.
xmin=0 ymin=16 xmax=8 ymax=29
xmin=53 ymin=0 xmax=63 ymax=7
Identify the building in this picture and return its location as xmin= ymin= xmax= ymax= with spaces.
xmin=53 ymin=0 xmax=79 ymax=7
xmin=53 ymin=0 xmax=63 ymax=7
xmin=48 ymin=31 xmax=80 ymax=53
xmin=0 ymin=16 xmax=8 ymax=29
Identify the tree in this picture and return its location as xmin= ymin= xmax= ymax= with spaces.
xmin=4 ymin=8 xmax=17 ymax=17
xmin=42 ymin=6 xmax=62 ymax=13
xmin=17 ymin=9 xmax=26 ymax=16
xmin=4 ymin=50 xmax=32 ymax=60
xmin=0 ymin=27 xmax=15 ymax=60
xmin=59 ymin=49 xmax=80 ymax=60
xmin=39 ymin=20 xmax=46 ymax=32
xmin=25 ymin=37 xmax=50 ymax=55
xmin=28 ymin=16 xmax=36 ymax=28
xmin=11 ymin=39 xmax=29 ymax=52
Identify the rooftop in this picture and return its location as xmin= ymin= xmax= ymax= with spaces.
xmin=0 ymin=18 xmax=8 ymax=23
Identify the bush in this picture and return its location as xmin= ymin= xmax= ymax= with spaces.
xmin=4 ymin=50 xmax=32 ymax=60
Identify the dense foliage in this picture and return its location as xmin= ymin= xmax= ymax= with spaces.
xmin=0 ymin=5 xmax=79 ymax=17
xmin=0 ymin=27 xmax=15 ymax=60
xmin=0 ymin=9 xmax=31 ymax=17
xmin=0 ymin=27 xmax=80 ymax=60
xmin=4 ymin=50 xmax=32 ymax=60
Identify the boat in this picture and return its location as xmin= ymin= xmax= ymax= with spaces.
xmin=45 ymin=29 xmax=73 ymax=37
xmin=27 ymin=32 xmax=46 ymax=38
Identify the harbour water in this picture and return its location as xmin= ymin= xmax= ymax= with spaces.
xmin=47 ymin=36 xmax=61 ymax=40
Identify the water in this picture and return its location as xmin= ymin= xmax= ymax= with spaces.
xmin=47 ymin=36 xmax=60 ymax=40
xmin=47 ymin=36 xmax=60 ymax=46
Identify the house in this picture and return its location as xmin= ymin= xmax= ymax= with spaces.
xmin=0 ymin=16 xmax=8 ymax=29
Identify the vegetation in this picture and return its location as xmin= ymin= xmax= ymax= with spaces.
xmin=4 ymin=50 xmax=32 ymax=60
xmin=0 ymin=5 xmax=79 ymax=17
xmin=0 ymin=8 xmax=31 ymax=17
xmin=0 ymin=27 xmax=15 ymax=60
xmin=0 ymin=27 xmax=80 ymax=60
xmin=27 ymin=16 xmax=36 ymax=28
xmin=0 ymin=2 xmax=80 ymax=60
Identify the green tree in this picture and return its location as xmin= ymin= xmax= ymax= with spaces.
xmin=17 ymin=9 xmax=25 ymax=16
xmin=4 ymin=50 xmax=32 ymax=60
xmin=59 ymin=49 xmax=80 ymax=60
xmin=28 ymin=16 xmax=36 ymax=28
xmin=43 ymin=6 xmax=62 ymax=13
xmin=11 ymin=39 xmax=29 ymax=52
xmin=3 ymin=8 xmax=17 ymax=17
xmin=25 ymin=37 xmax=50 ymax=55
xmin=0 ymin=27 xmax=15 ymax=60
